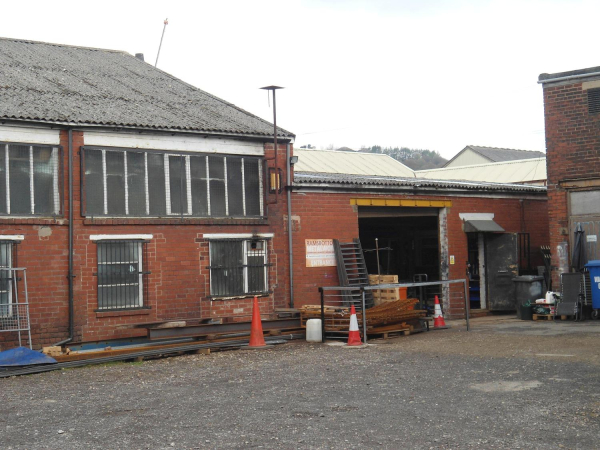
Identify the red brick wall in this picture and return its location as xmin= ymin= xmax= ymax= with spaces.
xmin=0 ymin=131 xmax=292 ymax=349
xmin=542 ymin=80 xmax=600 ymax=286
xmin=290 ymin=191 xmax=549 ymax=318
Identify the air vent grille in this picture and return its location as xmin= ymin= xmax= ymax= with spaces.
xmin=587 ymin=88 xmax=600 ymax=114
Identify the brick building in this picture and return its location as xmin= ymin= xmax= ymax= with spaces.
xmin=0 ymin=38 xmax=293 ymax=349
xmin=539 ymin=67 xmax=600 ymax=287
xmin=290 ymin=149 xmax=549 ymax=318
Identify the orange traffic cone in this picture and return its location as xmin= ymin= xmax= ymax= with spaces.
xmin=248 ymin=296 xmax=266 ymax=348
xmin=433 ymin=295 xmax=447 ymax=328
xmin=346 ymin=304 xmax=363 ymax=346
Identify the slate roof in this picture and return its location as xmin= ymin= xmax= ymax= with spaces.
xmin=539 ymin=66 xmax=600 ymax=83
xmin=0 ymin=37 xmax=293 ymax=138
xmin=443 ymin=145 xmax=545 ymax=167
xmin=294 ymin=172 xmax=546 ymax=194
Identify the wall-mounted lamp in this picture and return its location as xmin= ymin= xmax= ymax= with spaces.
xmin=268 ymin=167 xmax=283 ymax=194
xmin=289 ymin=156 xmax=299 ymax=165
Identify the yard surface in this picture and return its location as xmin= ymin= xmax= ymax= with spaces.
xmin=2 ymin=316 xmax=600 ymax=449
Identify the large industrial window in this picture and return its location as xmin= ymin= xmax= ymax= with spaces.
xmin=96 ymin=240 xmax=148 ymax=310
xmin=82 ymin=147 xmax=264 ymax=218
xmin=0 ymin=241 xmax=14 ymax=317
xmin=209 ymin=239 xmax=269 ymax=297
xmin=0 ymin=143 xmax=62 ymax=216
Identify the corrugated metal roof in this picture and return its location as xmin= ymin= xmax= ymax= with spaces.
xmin=0 ymin=37 xmax=293 ymax=138
xmin=294 ymin=149 xmax=415 ymax=178
xmin=470 ymin=146 xmax=545 ymax=162
xmin=416 ymin=158 xmax=547 ymax=184
xmin=443 ymin=145 xmax=545 ymax=167
xmin=294 ymin=172 xmax=546 ymax=193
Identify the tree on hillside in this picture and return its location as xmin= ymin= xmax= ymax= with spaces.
xmin=358 ymin=146 xmax=447 ymax=170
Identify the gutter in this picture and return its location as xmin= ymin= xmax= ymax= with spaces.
xmin=538 ymin=71 xmax=600 ymax=85
xmin=53 ymin=128 xmax=74 ymax=346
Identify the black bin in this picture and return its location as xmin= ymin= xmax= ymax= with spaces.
xmin=512 ymin=275 xmax=544 ymax=319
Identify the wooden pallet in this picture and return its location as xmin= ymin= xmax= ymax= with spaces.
xmin=368 ymin=328 xmax=411 ymax=339
xmin=533 ymin=314 xmax=554 ymax=321
xmin=554 ymin=315 xmax=574 ymax=321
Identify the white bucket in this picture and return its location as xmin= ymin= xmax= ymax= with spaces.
xmin=306 ymin=319 xmax=322 ymax=342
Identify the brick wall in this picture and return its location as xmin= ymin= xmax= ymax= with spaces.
xmin=0 ymin=131 xmax=292 ymax=349
xmin=542 ymin=80 xmax=600 ymax=286
xmin=290 ymin=191 xmax=549 ymax=318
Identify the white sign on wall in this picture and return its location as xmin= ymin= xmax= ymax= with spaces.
xmin=305 ymin=239 xmax=336 ymax=267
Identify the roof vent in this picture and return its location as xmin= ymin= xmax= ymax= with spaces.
xmin=588 ymin=88 xmax=600 ymax=114
xmin=135 ymin=53 xmax=145 ymax=62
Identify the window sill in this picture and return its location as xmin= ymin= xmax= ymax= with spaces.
xmin=95 ymin=307 xmax=152 ymax=318
xmin=84 ymin=217 xmax=269 ymax=226
xmin=0 ymin=217 xmax=67 ymax=225
xmin=209 ymin=293 xmax=271 ymax=301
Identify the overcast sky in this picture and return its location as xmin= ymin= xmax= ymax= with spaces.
xmin=2 ymin=0 xmax=598 ymax=158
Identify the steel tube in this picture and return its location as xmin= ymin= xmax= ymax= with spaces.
xmin=361 ymin=290 xmax=368 ymax=344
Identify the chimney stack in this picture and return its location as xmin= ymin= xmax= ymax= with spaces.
xmin=135 ymin=53 xmax=145 ymax=62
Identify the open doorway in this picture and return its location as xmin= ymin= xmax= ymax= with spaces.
xmin=358 ymin=207 xmax=440 ymax=307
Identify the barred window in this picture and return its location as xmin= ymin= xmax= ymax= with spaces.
xmin=0 ymin=241 xmax=16 ymax=318
xmin=82 ymin=147 xmax=264 ymax=218
xmin=209 ymin=239 xmax=269 ymax=297
xmin=0 ymin=143 xmax=61 ymax=216
xmin=96 ymin=240 xmax=148 ymax=310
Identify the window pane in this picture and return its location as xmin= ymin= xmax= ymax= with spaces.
xmin=84 ymin=149 xmax=104 ymax=216
xmin=210 ymin=241 xmax=244 ymax=296
xmin=33 ymin=146 xmax=56 ymax=215
xmin=105 ymin=151 xmax=126 ymax=215
xmin=0 ymin=242 xmax=11 ymax=317
xmin=247 ymin=241 xmax=266 ymax=293
xmin=227 ymin=158 xmax=244 ymax=216
xmin=97 ymin=241 xmax=142 ymax=309
xmin=127 ymin=152 xmax=146 ymax=216
xmin=0 ymin=146 xmax=6 ymax=214
xmin=147 ymin=153 xmax=166 ymax=216
xmin=244 ymin=159 xmax=261 ymax=216
xmin=209 ymin=156 xmax=226 ymax=216
xmin=169 ymin=156 xmax=187 ymax=215
xmin=190 ymin=155 xmax=208 ymax=216
xmin=9 ymin=144 xmax=31 ymax=215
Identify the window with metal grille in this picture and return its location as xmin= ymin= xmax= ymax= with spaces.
xmin=95 ymin=240 xmax=149 ymax=309
xmin=209 ymin=239 xmax=269 ymax=297
xmin=0 ymin=241 xmax=16 ymax=317
xmin=0 ymin=142 xmax=62 ymax=216
xmin=82 ymin=147 xmax=264 ymax=218
xmin=588 ymin=88 xmax=600 ymax=115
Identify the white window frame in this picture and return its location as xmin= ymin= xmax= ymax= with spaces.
xmin=84 ymin=147 xmax=264 ymax=218
xmin=2 ymin=143 xmax=60 ymax=216
xmin=0 ymin=241 xmax=13 ymax=318
xmin=94 ymin=236 xmax=148 ymax=310
xmin=208 ymin=237 xmax=270 ymax=297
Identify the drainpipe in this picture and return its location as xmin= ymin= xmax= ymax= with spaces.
xmin=54 ymin=128 xmax=74 ymax=346
xmin=286 ymin=143 xmax=294 ymax=308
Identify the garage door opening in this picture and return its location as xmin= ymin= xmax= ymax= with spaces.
xmin=358 ymin=208 xmax=440 ymax=284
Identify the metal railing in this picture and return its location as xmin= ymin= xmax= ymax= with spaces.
xmin=318 ymin=279 xmax=469 ymax=344
xmin=0 ymin=268 xmax=32 ymax=349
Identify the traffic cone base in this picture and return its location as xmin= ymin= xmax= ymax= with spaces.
xmin=346 ymin=305 xmax=363 ymax=346
xmin=433 ymin=295 xmax=448 ymax=329
xmin=248 ymin=296 xmax=267 ymax=348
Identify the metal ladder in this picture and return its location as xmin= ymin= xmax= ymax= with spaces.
xmin=333 ymin=239 xmax=374 ymax=307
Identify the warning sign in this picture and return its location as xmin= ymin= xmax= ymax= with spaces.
xmin=305 ymin=239 xmax=336 ymax=267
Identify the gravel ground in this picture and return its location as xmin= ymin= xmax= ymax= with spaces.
xmin=2 ymin=317 xmax=600 ymax=449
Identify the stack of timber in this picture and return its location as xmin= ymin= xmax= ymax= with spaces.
xmin=299 ymin=298 xmax=427 ymax=336
xmin=369 ymin=274 xmax=399 ymax=305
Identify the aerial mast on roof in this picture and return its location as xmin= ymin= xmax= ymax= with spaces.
xmin=155 ymin=18 xmax=169 ymax=67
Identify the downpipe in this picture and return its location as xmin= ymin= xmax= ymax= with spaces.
xmin=286 ymin=143 xmax=294 ymax=308
xmin=53 ymin=128 xmax=74 ymax=347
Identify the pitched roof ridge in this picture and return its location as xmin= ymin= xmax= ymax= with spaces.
xmin=0 ymin=36 xmax=128 ymax=55
xmin=417 ymin=157 xmax=546 ymax=173
xmin=468 ymin=144 xmax=545 ymax=154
